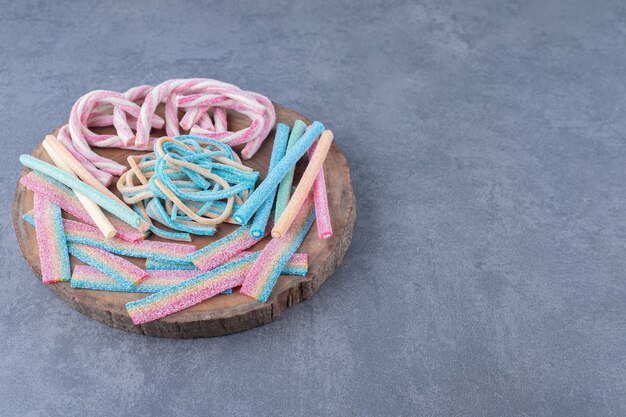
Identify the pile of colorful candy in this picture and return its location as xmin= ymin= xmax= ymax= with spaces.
xmin=18 ymin=79 xmax=336 ymax=326
xmin=55 ymin=79 xmax=276 ymax=186
xmin=117 ymin=136 xmax=259 ymax=241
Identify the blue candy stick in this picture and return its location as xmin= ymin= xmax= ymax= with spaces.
xmin=250 ymin=123 xmax=290 ymax=238
xmin=274 ymin=120 xmax=307 ymax=222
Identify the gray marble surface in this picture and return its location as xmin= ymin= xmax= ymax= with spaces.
xmin=2 ymin=0 xmax=626 ymax=415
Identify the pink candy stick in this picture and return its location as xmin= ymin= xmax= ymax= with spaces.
xmin=165 ymin=91 xmax=180 ymax=137
xmin=308 ymin=140 xmax=333 ymax=239
xmin=57 ymin=127 xmax=113 ymax=186
xmin=179 ymin=106 xmax=207 ymax=131
xmin=33 ymin=194 xmax=71 ymax=283
xmin=135 ymin=79 xmax=190 ymax=147
xmin=114 ymin=85 xmax=155 ymax=145
xmin=197 ymin=113 xmax=215 ymax=130
xmin=68 ymin=91 xmax=133 ymax=174
xmin=213 ymin=107 xmax=228 ymax=132
xmin=20 ymin=172 xmax=146 ymax=242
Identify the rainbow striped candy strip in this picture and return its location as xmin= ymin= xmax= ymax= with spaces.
xmin=240 ymin=196 xmax=315 ymax=302
xmin=126 ymin=253 xmax=257 ymax=324
xmin=75 ymin=253 xmax=308 ymax=293
xmin=187 ymin=223 xmax=266 ymax=271
xmin=142 ymin=261 xmax=233 ymax=294
xmin=71 ymin=266 xmax=198 ymax=292
xmin=68 ymin=242 xmax=147 ymax=287
xmin=149 ymin=251 xmax=308 ymax=276
xmin=33 ymin=195 xmax=71 ymax=283
xmin=145 ymin=258 xmax=198 ymax=270
xmin=20 ymin=171 xmax=145 ymax=242
xmin=22 ymin=213 xmax=194 ymax=263
xmin=63 ymin=219 xmax=195 ymax=262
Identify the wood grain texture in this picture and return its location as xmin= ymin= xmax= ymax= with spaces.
xmin=12 ymin=103 xmax=356 ymax=338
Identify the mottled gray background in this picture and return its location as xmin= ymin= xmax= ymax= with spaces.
xmin=1 ymin=0 xmax=625 ymax=416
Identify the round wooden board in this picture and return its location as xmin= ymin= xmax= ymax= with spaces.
xmin=12 ymin=103 xmax=356 ymax=338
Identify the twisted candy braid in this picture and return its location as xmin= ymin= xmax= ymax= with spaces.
xmin=56 ymin=79 xmax=275 ymax=186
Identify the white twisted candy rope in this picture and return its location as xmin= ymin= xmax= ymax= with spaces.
xmin=56 ymin=79 xmax=276 ymax=186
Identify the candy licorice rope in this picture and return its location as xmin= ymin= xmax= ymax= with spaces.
xmin=117 ymin=136 xmax=258 ymax=239
xmin=56 ymin=79 xmax=275 ymax=184
xmin=233 ymin=121 xmax=325 ymax=225
xmin=20 ymin=172 xmax=146 ymax=242
xmin=33 ymin=195 xmax=71 ymax=284
xmin=250 ymin=123 xmax=290 ymax=238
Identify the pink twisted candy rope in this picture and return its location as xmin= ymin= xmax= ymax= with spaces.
xmin=56 ymin=79 xmax=276 ymax=186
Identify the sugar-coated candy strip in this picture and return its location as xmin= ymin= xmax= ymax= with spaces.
xmin=152 ymin=250 xmax=308 ymax=275
xmin=42 ymin=137 xmax=117 ymax=239
xmin=20 ymin=155 xmax=142 ymax=229
xmin=275 ymin=120 xmax=307 ymax=222
xmin=241 ymin=196 xmax=315 ymax=302
xmin=33 ymin=195 xmax=71 ymax=284
xmin=72 ymin=266 xmax=198 ymax=292
xmin=68 ymin=242 xmax=147 ymax=287
xmin=146 ymin=258 xmax=198 ymax=271
xmin=307 ymin=138 xmax=333 ymax=239
xmin=126 ymin=253 xmax=257 ymax=324
xmin=233 ymin=121 xmax=324 ymax=225
xmin=187 ymin=224 xmax=264 ymax=271
xmin=20 ymin=172 xmax=145 ymax=242
xmin=272 ymin=130 xmax=333 ymax=238
xmin=24 ymin=210 xmax=311 ymax=278
xmin=76 ymin=252 xmax=308 ymax=294
xmin=62 ymin=219 xmax=195 ymax=262
xmin=250 ymin=123 xmax=290 ymax=238
xmin=280 ymin=252 xmax=309 ymax=276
